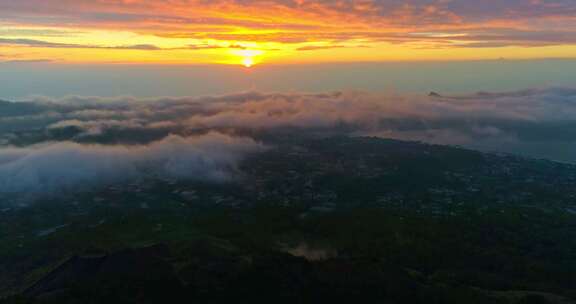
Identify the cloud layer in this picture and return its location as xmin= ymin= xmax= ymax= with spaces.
xmin=0 ymin=132 xmax=264 ymax=198
xmin=1 ymin=0 xmax=576 ymax=63
xmin=2 ymin=87 xmax=576 ymax=144
xmin=1 ymin=87 xmax=576 ymax=199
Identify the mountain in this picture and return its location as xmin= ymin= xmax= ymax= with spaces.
xmin=1 ymin=135 xmax=576 ymax=303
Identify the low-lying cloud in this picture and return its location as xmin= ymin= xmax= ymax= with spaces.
xmin=1 ymin=87 xmax=576 ymax=199
xmin=4 ymin=87 xmax=573 ymax=145
xmin=0 ymin=133 xmax=264 ymax=198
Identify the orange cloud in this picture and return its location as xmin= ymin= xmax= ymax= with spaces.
xmin=1 ymin=0 xmax=576 ymax=63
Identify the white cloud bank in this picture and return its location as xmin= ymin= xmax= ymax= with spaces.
xmin=1 ymin=87 xmax=576 ymax=199
xmin=0 ymin=133 xmax=264 ymax=196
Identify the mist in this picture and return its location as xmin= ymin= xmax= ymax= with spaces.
xmin=1 ymin=61 xmax=576 ymax=99
xmin=0 ymin=133 xmax=264 ymax=199
xmin=1 ymin=86 xmax=576 ymax=200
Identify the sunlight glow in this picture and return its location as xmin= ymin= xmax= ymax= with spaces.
xmin=232 ymin=49 xmax=264 ymax=67
xmin=2 ymin=1 xmax=576 ymax=65
xmin=242 ymin=56 xmax=254 ymax=68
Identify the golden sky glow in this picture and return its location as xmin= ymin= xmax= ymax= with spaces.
xmin=1 ymin=1 xmax=576 ymax=65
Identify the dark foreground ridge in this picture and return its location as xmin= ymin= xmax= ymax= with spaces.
xmin=9 ymin=242 xmax=573 ymax=304
xmin=1 ymin=136 xmax=576 ymax=303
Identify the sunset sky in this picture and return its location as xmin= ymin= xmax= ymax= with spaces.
xmin=1 ymin=0 xmax=576 ymax=65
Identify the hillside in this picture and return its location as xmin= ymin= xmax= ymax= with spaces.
xmin=1 ymin=135 xmax=576 ymax=303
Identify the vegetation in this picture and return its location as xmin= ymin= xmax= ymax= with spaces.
xmin=1 ymin=136 xmax=575 ymax=303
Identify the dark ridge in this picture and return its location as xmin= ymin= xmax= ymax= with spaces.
xmin=24 ymin=244 xmax=176 ymax=299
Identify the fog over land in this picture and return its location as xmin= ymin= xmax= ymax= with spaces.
xmin=1 ymin=87 xmax=575 ymax=196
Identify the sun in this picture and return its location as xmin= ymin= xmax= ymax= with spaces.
xmin=242 ymin=56 xmax=254 ymax=68
xmin=232 ymin=49 xmax=264 ymax=68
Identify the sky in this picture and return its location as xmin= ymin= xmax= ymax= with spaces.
xmin=1 ymin=0 xmax=576 ymax=99
xmin=1 ymin=0 xmax=576 ymax=65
